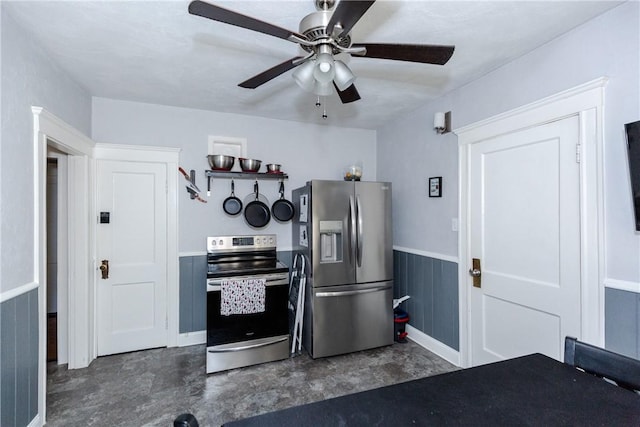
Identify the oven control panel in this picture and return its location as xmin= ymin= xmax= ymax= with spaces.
xmin=207 ymin=235 xmax=277 ymax=252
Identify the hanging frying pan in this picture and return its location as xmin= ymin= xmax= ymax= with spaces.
xmin=222 ymin=179 xmax=242 ymax=216
xmin=244 ymin=180 xmax=271 ymax=228
xmin=272 ymin=180 xmax=294 ymax=222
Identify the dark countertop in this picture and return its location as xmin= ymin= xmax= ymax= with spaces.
xmin=223 ymin=353 xmax=640 ymax=426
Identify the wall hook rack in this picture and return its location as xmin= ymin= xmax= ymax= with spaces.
xmin=178 ymin=166 xmax=207 ymax=203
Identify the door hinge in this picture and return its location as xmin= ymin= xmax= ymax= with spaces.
xmin=575 ymin=144 xmax=581 ymax=163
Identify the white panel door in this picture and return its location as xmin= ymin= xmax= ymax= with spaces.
xmin=97 ymin=160 xmax=167 ymax=355
xmin=469 ymin=116 xmax=581 ymax=365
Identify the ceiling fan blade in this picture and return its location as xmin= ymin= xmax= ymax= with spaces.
xmin=326 ymin=1 xmax=376 ymax=38
xmin=352 ymin=43 xmax=455 ymax=65
xmin=238 ymin=57 xmax=305 ymax=89
xmin=189 ymin=1 xmax=307 ymax=42
xmin=334 ymin=83 xmax=361 ymax=104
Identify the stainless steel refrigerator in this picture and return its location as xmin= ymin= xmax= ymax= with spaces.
xmin=292 ymin=180 xmax=393 ymax=358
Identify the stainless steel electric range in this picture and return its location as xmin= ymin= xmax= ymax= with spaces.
xmin=206 ymin=234 xmax=290 ymax=374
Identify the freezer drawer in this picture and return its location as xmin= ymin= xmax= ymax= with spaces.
xmin=308 ymin=281 xmax=393 ymax=358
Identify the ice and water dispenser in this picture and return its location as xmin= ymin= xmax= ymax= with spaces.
xmin=319 ymin=220 xmax=343 ymax=263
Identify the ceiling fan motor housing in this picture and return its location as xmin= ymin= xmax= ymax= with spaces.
xmin=299 ymin=10 xmax=351 ymax=54
xmin=315 ymin=0 xmax=336 ymax=11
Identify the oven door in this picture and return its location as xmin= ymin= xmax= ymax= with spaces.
xmin=207 ymin=273 xmax=289 ymax=347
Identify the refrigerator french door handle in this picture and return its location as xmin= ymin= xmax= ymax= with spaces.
xmin=356 ymin=195 xmax=363 ymax=267
xmin=349 ymin=195 xmax=356 ymax=266
xmin=316 ymin=285 xmax=391 ymax=297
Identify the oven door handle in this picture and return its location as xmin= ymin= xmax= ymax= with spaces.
xmin=207 ymin=336 xmax=288 ymax=353
xmin=207 ymin=276 xmax=288 ymax=291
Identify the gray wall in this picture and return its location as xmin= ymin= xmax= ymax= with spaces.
xmin=1 ymin=7 xmax=92 ymax=426
xmin=91 ymin=98 xmax=377 ymax=253
xmin=605 ymin=288 xmax=639 ymax=359
xmin=179 ymin=255 xmax=207 ymax=334
xmin=1 ymin=6 xmax=92 ymax=295
xmin=393 ymin=251 xmax=459 ymax=350
xmin=378 ymin=2 xmax=640 ymax=353
xmin=0 ymin=289 xmax=38 ymax=426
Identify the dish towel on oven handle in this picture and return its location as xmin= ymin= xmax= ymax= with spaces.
xmin=220 ymin=278 xmax=266 ymax=316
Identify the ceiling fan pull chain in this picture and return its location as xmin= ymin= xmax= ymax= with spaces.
xmin=322 ymin=103 xmax=328 ymax=120
xmin=315 ymin=96 xmax=321 ymax=107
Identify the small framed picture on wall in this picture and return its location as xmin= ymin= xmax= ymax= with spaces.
xmin=429 ymin=177 xmax=442 ymax=197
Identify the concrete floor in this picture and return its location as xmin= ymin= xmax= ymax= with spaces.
xmin=46 ymin=341 xmax=457 ymax=426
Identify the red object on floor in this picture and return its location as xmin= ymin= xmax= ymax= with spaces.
xmin=394 ymin=309 xmax=409 ymax=343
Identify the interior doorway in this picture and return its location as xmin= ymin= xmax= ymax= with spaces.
xmin=34 ymin=107 xmax=96 ymax=423
xmin=46 ymin=150 xmax=69 ymax=365
xmin=46 ymin=157 xmax=58 ymax=362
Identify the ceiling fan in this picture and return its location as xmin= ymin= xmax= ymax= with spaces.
xmin=188 ymin=0 xmax=455 ymax=104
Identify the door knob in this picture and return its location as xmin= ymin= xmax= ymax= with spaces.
xmin=469 ymin=258 xmax=481 ymax=288
xmin=99 ymin=259 xmax=109 ymax=279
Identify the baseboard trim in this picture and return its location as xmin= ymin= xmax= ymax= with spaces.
xmin=28 ymin=414 xmax=41 ymax=427
xmin=177 ymin=327 xmax=461 ymax=364
xmin=178 ymin=330 xmax=206 ymax=347
xmin=406 ymin=324 xmax=460 ymax=367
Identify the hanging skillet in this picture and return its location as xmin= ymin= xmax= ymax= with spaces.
xmin=244 ymin=180 xmax=271 ymax=228
xmin=223 ymin=179 xmax=242 ymax=216
xmin=272 ymin=180 xmax=295 ymax=222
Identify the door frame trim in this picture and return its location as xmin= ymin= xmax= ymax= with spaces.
xmin=455 ymin=77 xmax=608 ymax=368
xmin=33 ymin=106 xmax=95 ymax=425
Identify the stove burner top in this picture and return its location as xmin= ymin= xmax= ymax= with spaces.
xmin=206 ymin=234 xmax=287 ymax=279
xmin=207 ymin=260 xmax=289 ymax=278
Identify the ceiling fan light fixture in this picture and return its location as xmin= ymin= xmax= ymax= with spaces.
xmin=333 ymin=60 xmax=356 ymax=91
xmin=313 ymin=81 xmax=334 ymax=96
xmin=313 ymin=52 xmax=335 ymax=84
xmin=293 ymin=59 xmax=317 ymax=92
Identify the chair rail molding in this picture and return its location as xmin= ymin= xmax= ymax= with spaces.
xmin=604 ymin=278 xmax=640 ymax=294
xmin=393 ymin=246 xmax=458 ymax=264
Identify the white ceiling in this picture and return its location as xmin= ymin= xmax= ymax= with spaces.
xmin=4 ymin=0 xmax=622 ymax=129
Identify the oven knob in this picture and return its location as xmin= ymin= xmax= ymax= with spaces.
xmin=211 ymin=241 xmax=216 ymax=246
xmin=219 ymin=239 xmax=224 ymax=246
